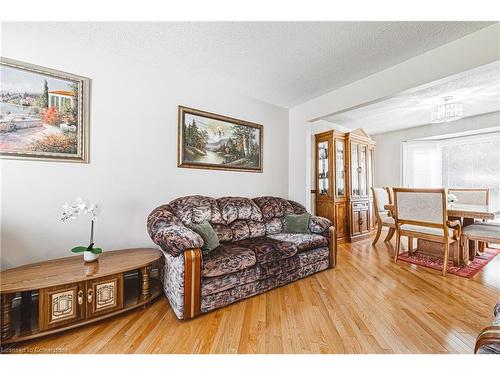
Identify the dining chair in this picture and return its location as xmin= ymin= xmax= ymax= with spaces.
xmin=371 ymin=187 xmax=396 ymax=244
xmin=384 ymin=186 xmax=394 ymax=205
xmin=447 ymin=188 xmax=489 ymax=205
xmin=393 ymin=188 xmax=461 ymax=276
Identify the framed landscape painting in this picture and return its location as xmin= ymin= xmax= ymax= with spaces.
xmin=178 ymin=106 xmax=263 ymax=173
xmin=0 ymin=57 xmax=90 ymax=163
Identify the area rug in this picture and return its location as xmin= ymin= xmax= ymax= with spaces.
xmin=398 ymin=247 xmax=500 ymax=278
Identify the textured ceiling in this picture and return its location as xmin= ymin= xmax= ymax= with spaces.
xmin=14 ymin=21 xmax=495 ymax=108
xmin=323 ymin=61 xmax=500 ymax=134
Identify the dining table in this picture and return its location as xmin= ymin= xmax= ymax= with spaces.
xmin=384 ymin=202 xmax=500 ymax=266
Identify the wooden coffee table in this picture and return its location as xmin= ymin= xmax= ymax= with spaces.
xmin=0 ymin=248 xmax=162 ymax=344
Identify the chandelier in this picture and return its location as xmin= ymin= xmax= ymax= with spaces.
xmin=431 ymin=96 xmax=463 ymax=123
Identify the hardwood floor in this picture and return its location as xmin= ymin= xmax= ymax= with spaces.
xmin=5 ymin=234 xmax=500 ymax=354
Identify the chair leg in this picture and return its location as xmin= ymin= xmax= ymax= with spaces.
xmin=443 ymin=241 xmax=450 ymax=277
xmin=372 ymin=223 xmax=383 ymax=244
xmin=384 ymin=227 xmax=395 ymax=242
xmin=394 ymin=232 xmax=401 ymax=262
xmin=408 ymin=237 xmax=414 ymax=255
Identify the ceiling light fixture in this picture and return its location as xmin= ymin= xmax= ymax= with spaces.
xmin=431 ymin=96 xmax=463 ymax=123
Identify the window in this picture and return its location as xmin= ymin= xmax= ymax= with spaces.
xmin=402 ymin=141 xmax=442 ymax=188
xmin=403 ymin=132 xmax=500 ymax=207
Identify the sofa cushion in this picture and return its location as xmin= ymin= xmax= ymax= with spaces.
xmin=238 ymin=237 xmax=297 ymax=263
xmin=267 ymin=233 xmax=328 ymax=252
xmin=170 ymin=195 xmax=225 ymax=226
xmin=212 ymin=223 xmax=233 ymax=242
xmin=229 ymin=220 xmax=266 ymax=241
xmin=253 ymin=196 xmax=294 ymax=221
xmin=191 ymin=221 xmax=220 ymax=253
xmin=201 ymin=247 xmax=330 ymax=296
xmin=202 ymin=243 xmax=256 ymax=278
xmin=264 ymin=217 xmax=284 ymax=234
xmin=283 ymin=213 xmax=312 ymax=234
xmin=288 ymin=200 xmax=307 ymax=214
xmin=217 ymin=197 xmax=263 ymax=224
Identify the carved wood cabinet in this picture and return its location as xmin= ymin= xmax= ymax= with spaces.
xmin=314 ymin=128 xmax=375 ymax=242
xmin=0 ymin=249 xmax=161 ymax=344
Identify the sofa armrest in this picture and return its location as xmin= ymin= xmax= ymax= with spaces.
xmin=153 ymin=225 xmax=204 ymax=257
xmin=147 ymin=204 xmax=204 ymax=257
xmin=475 ymin=326 xmax=500 ymax=354
xmin=309 ymin=215 xmax=332 ymax=234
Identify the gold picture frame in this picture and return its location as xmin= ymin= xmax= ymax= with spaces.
xmin=0 ymin=57 xmax=90 ymax=163
xmin=178 ymin=106 xmax=263 ymax=173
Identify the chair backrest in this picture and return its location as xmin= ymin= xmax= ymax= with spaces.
xmin=447 ymin=188 xmax=489 ymax=205
xmin=372 ymin=187 xmax=390 ymax=213
xmin=393 ymin=188 xmax=447 ymax=228
xmin=384 ymin=187 xmax=394 ymax=204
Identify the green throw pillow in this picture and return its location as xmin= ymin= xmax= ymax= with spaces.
xmin=283 ymin=213 xmax=311 ymax=234
xmin=191 ymin=221 xmax=220 ymax=253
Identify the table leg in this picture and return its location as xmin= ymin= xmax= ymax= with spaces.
xmin=408 ymin=237 xmax=414 ymax=255
xmin=1 ymin=293 xmax=14 ymax=341
xmin=477 ymin=241 xmax=486 ymax=255
xmin=140 ymin=265 xmax=151 ymax=299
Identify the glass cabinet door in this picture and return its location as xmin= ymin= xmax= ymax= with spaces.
xmin=351 ymin=143 xmax=359 ymax=196
xmin=318 ymin=141 xmax=329 ymax=196
xmin=367 ymin=148 xmax=374 ymax=195
xmin=335 ymin=139 xmax=345 ymax=196
xmin=359 ymin=145 xmax=367 ymax=196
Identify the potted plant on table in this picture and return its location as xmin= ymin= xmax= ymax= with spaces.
xmin=447 ymin=193 xmax=458 ymax=207
xmin=61 ymin=198 xmax=102 ymax=262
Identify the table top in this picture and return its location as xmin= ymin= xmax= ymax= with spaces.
xmin=447 ymin=203 xmax=500 ymax=220
xmin=384 ymin=203 xmax=500 ymax=221
xmin=0 ymin=248 xmax=162 ymax=293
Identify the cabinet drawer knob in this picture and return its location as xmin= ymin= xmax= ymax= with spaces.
xmin=78 ymin=290 xmax=84 ymax=305
xmin=87 ymin=289 xmax=93 ymax=303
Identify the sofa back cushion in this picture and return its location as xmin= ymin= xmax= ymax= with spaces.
xmin=252 ymin=196 xmax=294 ymax=221
xmin=216 ymin=197 xmax=263 ymax=224
xmin=288 ymin=200 xmax=307 ymax=214
xmin=169 ymin=195 xmax=224 ymax=227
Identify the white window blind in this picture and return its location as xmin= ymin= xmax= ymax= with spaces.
xmin=402 ymin=132 xmax=500 ymax=207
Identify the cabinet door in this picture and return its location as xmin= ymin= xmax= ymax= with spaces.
xmin=351 ymin=210 xmax=361 ymax=236
xmin=335 ymin=139 xmax=346 ymax=197
xmin=359 ymin=209 xmax=370 ymax=234
xmin=317 ymin=139 xmax=332 ymax=198
xmin=351 ymin=202 xmax=370 ymax=236
xmin=350 ymin=142 xmax=359 ymax=196
xmin=335 ymin=202 xmax=347 ymax=239
xmin=39 ymin=282 xmax=86 ymax=331
xmin=86 ymin=273 xmax=124 ymax=319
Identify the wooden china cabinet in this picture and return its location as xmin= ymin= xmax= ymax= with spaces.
xmin=314 ymin=128 xmax=375 ymax=242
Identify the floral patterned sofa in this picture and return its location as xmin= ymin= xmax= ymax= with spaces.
xmin=147 ymin=195 xmax=336 ymax=319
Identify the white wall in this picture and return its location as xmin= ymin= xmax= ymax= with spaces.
xmin=372 ymin=111 xmax=500 ymax=187
xmin=289 ymin=23 xmax=500 ymax=211
xmin=0 ymin=23 xmax=289 ymax=269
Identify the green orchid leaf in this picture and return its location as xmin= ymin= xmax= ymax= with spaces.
xmin=86 ymin=243 xmax=94 ymax=252
xmin=91 ymin=247 xmax=102 ymax=254
xmin=71 ymin=246 xmax=87 ymax=253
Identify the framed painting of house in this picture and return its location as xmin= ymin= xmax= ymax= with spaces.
xmin=178 ymin=106 xmax=263 ymax=173
xmin=0 ymin=57 xmax=90 ymax=163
